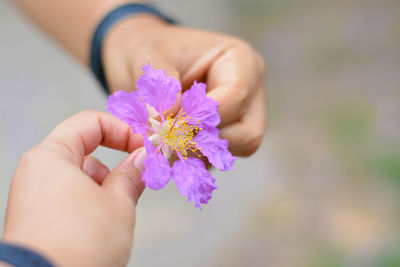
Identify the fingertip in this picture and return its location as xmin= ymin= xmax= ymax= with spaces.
xmin=103 ymin=148 xmax=147 ymax=205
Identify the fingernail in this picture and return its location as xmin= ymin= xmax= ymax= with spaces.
xmin=133 ymin=147 xmax=147 ymax=172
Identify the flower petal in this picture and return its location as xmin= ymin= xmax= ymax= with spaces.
xmin=142 ymin=140 xmax=171 ymax=190
xmin=136 ymin=63 xmax=181 ymax=116
xmin=181 ymin=82 xmax=220 ymax=129
xmin=194 ymin=129 xmax=236 ymax=171
xmin=107 ymin=90 xmax=149 ymax=135
xmin=172 ymin=158 xmax=217 ymax=209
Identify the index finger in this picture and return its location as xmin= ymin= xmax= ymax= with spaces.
xmin=206 ymin=42 xmax=263 ymax=127
xmin=44 ymin=110 xmax=143 ymax=166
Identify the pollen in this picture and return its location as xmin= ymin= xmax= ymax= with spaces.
xmin=158 ymin=111 xmax=201 ymax=158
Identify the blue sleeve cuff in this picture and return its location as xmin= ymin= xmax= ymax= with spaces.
xmin=0 ymin=242 xmax=54 ymax=267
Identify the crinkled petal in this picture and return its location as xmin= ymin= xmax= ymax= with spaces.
xmin=181 ymin=82 xmax=220 ymax=129
xmin=136 ymin=63 xmax=181 ymax=115
xmin=194 ymin=129 xmax=236 ymax=171
xmin=107 ymin=90 xmax=149 ymax=135
xmin=142 ymin=140 xmax=171 ymax=190
xmin=172 ymin=157 xmax=217 ymax=209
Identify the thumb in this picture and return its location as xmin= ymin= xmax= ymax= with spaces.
xmin=102 ymin=147 xmax=147 ymax=204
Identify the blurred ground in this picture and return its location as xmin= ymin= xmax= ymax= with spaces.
xmin=1 ymin=0 xmax=400 ymax=266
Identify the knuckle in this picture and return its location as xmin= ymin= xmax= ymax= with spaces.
xmin=240 ymin=129 xmax=264 ymax=157
xmin=235 ymin=86 xmax=251 ymax=109
xmin=230 ymin=37 xmax=266 ymax=75
xmin=230 ymin=38 xmax=266 ymax=85
xmin=15 ymin=146 xmax=46 ymax=181
xmin=231 ymin=37 xmax=253 ymax=51
xmin=77 ymin=109 xmax=99 ymax=118
xmin=111 ymin=169 xmax=129 ymax=179
xmin=19 ymin=149 xmax=37 ymax=168
xmin=19 ymin=145 xmax=50 ymax=166
xmin=231 ymin=38 xmax=259 ymax=58
xmin=40 ymin=136 xmax=79 ymax=165
xmin=257 ymin=55 xmax=266 ymax=74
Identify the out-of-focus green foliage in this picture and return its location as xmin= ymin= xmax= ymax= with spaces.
xmin=370 ymin=150 xmax=400 ymax=181
xmin=307 ymin=244 xmax=346 ymax=267
xmin=320 ymin=102 xmax=373 ymax=147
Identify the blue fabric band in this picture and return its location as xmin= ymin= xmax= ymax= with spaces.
xmin=90 ymin=3 xmax=175 ymax=94
xmin=0 ymin=242 xmax=54 ymax=267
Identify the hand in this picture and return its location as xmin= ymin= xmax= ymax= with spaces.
xmin=102 ymin=15 xmax=266 ymax=157
xmin=3 ymin=111 xmax=146 ymax=267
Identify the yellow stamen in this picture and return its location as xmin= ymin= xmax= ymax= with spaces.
xmin=158 ymin=113 xmax=201 ymax=157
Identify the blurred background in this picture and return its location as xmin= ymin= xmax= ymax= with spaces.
xmin=1 ymin=0 xmax=400 ymax=266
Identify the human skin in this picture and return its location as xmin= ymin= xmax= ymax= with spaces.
xmin=2 ymin=111 xmax=146 ymax=266
xmin=14 ymin=0 xmax=266 ymax=156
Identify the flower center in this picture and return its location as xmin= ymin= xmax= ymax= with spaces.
xmin=148 ymin=111 xmax=202 ymax=159
xmin=161 ymin=112 xmax=202 ymax=158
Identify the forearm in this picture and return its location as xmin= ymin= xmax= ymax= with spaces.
xmin=14 ymin=0 xmax=147 ymax=64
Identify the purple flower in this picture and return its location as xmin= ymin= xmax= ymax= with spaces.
xmin=107 ymin=64 xmax=236 ymax=208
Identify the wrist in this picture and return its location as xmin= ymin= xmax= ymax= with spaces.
xmin=103 ymin=14 xmax=166 ymax=52
xmin=90 ymin=3 xmax=176 ymax=93
xmin=102 ymin=15 xmax=168 ymax=92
